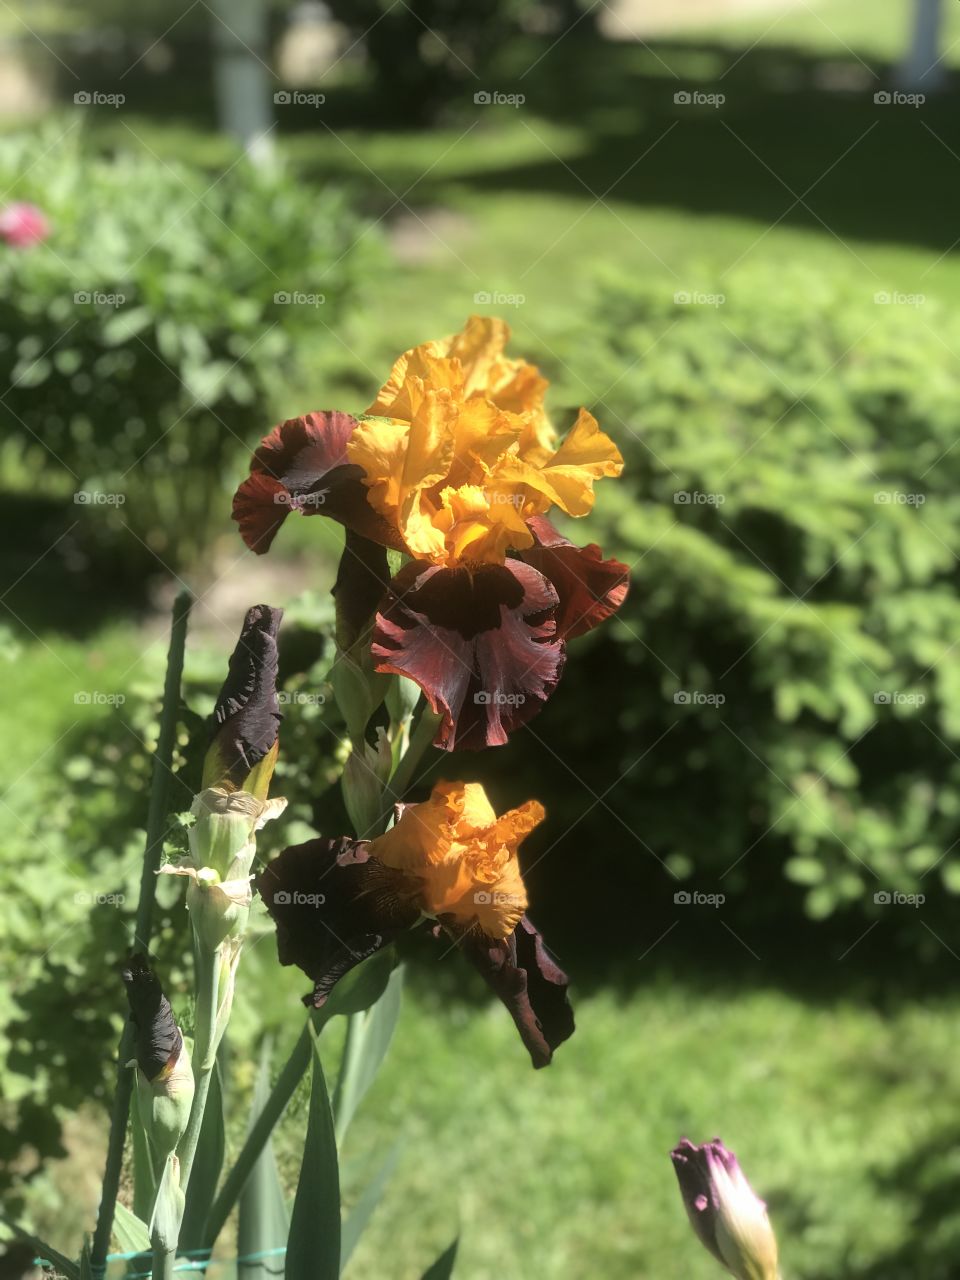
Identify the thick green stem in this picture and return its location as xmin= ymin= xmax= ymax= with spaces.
xmin=90 ymin=590 xmax=192 ymax=1279
xmin=200 ymin=1015 xmax=319 ymax=1249
xmin=176 ymin=943 xmax=221 ymax=1191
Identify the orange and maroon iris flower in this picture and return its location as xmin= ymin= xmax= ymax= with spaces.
xmin=257 ymin=780 xmax=574 ymax=1068
xmin=233 ymin=317 xmax=628 ymax=750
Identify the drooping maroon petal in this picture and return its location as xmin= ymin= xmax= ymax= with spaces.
xmin=233 ymin=411 xmax=402 ymax=555
xmin=517 ymin=515 xmax=629 ymax=640
xmin=203 ymin=604 xmax=282 ymax=794
xmin=121 ymin=954 xmax=184 ymax=1082
xmin=371 ymin=560 xmax=564 ymax=751
xmin=257 ymin=838 xmax=420 ymax=1008
xmin=233 ymin=471 xmax=291 ymax=554
xmin=451 ymin=915 xmax=575 ymax=1068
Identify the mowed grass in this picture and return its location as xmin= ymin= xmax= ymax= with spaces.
xmin=264 ymin=969 xmax=960 ymax=1280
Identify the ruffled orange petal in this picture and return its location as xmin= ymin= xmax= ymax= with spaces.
xmin=495 ymin=408 xmax=624 ymax=518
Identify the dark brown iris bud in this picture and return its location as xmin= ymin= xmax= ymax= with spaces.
xmin=121 ymin=954 xmax=194 ymax=1159
xmin=202 ymin=603 xmax=283 ymax=800
xmin=121 ymin=953 xmax=183 ymax=1082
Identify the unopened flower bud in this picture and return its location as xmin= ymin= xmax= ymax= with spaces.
xmin=121 ymin=955 xmax=194 ymax=1160
xmin=186 ymin=868 xmax=253 ymax=952
xmin=671 ymin=1138 xmax=780 ymax=1280
xmin=202 ymin=604 xmax=283 ymax=800
xmin=189 ymin=786 xmax=287 ymax=881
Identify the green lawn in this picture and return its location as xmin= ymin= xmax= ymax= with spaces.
xmin=285 ymin=970 xmax=960 ymax=1279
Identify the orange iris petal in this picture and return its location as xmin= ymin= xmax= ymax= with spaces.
xmin=347 ymin=316 xmax=623 ymax=567
xmin=367 ymin=780 xmax=543 ymax=939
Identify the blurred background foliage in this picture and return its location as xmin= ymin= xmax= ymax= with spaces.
xmin=3 ymin=0 xmax=960 ymax=1276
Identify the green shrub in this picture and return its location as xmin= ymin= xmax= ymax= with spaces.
xmin=0 ymin=128 xmax=379 ymax=575
xmin=536 ymin=265 xmax=960 ymax=942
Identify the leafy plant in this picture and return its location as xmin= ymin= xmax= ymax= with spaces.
xmin=0 ymin=127 xmax=380 ymax=576
xmin=541 ymin=264 xmax=960 ymax=940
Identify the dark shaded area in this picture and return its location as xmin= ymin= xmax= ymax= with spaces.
xmin=284 ymin=38 xmax=960 ymax=257
xmin=0 ymin=492 xmax=160 ymax=633
xmin=855 ymin=1132 xmax=960 ymax=1280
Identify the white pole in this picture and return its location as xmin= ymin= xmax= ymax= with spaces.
xmin=898 ymin=0 xmax=947 ymax=92
xmin=210 ymin=0 xmax=275 ymax=163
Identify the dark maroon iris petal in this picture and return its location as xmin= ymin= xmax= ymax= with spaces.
xmin=121 ymin=953 xmax=183 ymax=1082
xmin=517 ymin=515 xmax=629 ymax=640
xmin=205 ymin=604 xmax=282 ymax=791
xmin=257 ymin=838 xmax=420 ymax=1008
xmin=233 ymin=411 xmax=402 ymax=555
xmin=451 ymin=916 xmax=575 ymax=1068
xmin=251 ymin=409 xmax=355 ymax=483
xmin=333 ymin=530 xmax=391 ymax=650
xmin=371 ymin=560 xmax=564 ymax=751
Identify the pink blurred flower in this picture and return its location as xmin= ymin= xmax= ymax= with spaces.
xmin=0 ymin=202 xmax=49 ymax=248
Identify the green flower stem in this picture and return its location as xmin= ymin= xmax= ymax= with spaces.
xmin=200 ymin=1012 xmax=326 ymax=1250
xmin=176 ymin=943 xmax=222 ymax=1191
xmin=90 ymin=590 xmax=192 ymax=1280
xmin=377 ymin=704 xmax=442 ymax=829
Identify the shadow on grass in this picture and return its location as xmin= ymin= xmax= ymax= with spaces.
xmin=277 ymin=37 xmax=960 ymax=259
xmin=855 ymin=1134 xmax=960 ymax=1280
